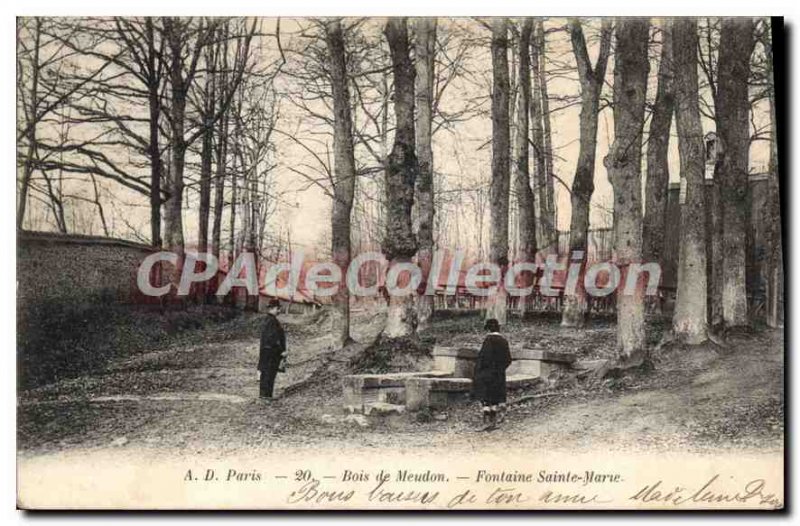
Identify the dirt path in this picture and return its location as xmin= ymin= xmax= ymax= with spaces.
xmin=18 ymin=312 xmax=783 ymax=458
xmin=498 ymin=329 xmax=784 ymax=453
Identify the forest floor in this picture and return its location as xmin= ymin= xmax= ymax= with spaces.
xmin=17 ymin=306 xmax=784 ymax=458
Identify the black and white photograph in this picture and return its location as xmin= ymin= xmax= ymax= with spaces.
xmin=14 ymin=9 xmax=785 ymax=510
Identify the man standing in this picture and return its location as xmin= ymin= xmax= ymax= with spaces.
xmin=258 ymin=299 xmax=286 ymax=399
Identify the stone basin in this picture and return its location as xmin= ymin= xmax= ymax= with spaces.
xmin=342 ymin=370 xmax=451 ymax=412
xmin=342 ymin=346 xmax=574 ymax=413
xmin=432 ymin=346 xmax=478 ymax=378
xmin=404 ymin=374 xmax=541 ymax=411
xmin=507 ymin=348 xmax=575 ymax=377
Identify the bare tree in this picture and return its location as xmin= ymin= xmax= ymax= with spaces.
xmin=325 ymin=18 xmax=357 ymax=347
xmin=672 ymin=18 xmax=708 ymax=344
xmin=536 ymin=19 xmax=556 ymax=249
xmin=109 ymin=17 xmax=168 ymax=247
xmin=16 ymin=17 xmax=42 ymax=231
xmin=142 ymin=18 xmax=166 ymax=247
xmin=761 ymin=19 xmax=783 ymax=328
xmin=228 ymin=70 xmax=281 ymax=309
xmin=17 ymin=17 xmax=130 ymax=233
xmin=486 ymin=18 xmax=511 ymax=326
xmin=162 ymin=17 xmax=208 ymax=252
xmin=643 ymin=22 xmax=675 ymax=268
xmin=697 ymin=18 xmax=725 ymax=327
xmin=561 ymin=19 xmax=612 ymax=328
xmin=513 ymin=18 xmax=536 ymax=315
xmin=382 ymin=18 xmax=419 ymax=338
xmin=605 ymin=18 xmax=650 ymax=360
xmin=415 ymin=17 xmax=437 ymax=328
xmin=279 ymin=18 xmax=388 ymax=260
xmin=716 ymin=17 xmax=755 ymax=327
xmin=211 ymin=23 xmax=230 ymax=261
xmin=161 ymin=17 xmax=255 ymax=253
xmin=529 ymin=20 xmax=548 ymax=251
xmin=197 ymin=25 xmax=219 ymax=257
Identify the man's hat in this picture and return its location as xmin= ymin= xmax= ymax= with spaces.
xmin=484 ymin=318 xmax=500 ymax=332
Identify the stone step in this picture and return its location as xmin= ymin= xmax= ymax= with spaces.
xmin=342 ymin=370 xmax=452 ymax=411
xmin=406 ymin=377 xmax=471 ymax=411
xmin=517 ymin=348 xmax=576 ymax=363
xmin=404 ymin=374 xmax=542 ymax=411
xmin=363 ymin=402 xmax=406 ymax=417
xmin=508 ymin=349 xmax=576 ymax=377
xmin=433 ymin=346 xmax=479 ymax=377
xmin=343 ymin=370 xmax=451 ymax=389
xmin=506 ymin=374 xmax=544 ymax=389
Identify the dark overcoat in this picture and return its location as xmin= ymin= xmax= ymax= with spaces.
xmin=258 ymin=313 xmax=286 ymax=371
xmin=471 ymin=333 xmax=512 ymax=404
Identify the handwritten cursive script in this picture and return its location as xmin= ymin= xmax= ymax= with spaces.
xmin=630 ymin=475 xmax=782 ymax=508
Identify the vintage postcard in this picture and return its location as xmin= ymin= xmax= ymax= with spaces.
xmin=16 ymin=15 xmax=784 ymax=510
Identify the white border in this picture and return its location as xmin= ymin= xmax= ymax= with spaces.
xmin=4 ymin=1 xmax=796 ymax=524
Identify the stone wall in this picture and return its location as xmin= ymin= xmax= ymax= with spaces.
xmin=17 ymin=231 xmax=162 ymax=313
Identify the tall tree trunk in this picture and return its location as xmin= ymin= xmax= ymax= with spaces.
xmin=561 ymin=19 xmax=612 ymax=327
xmin=212 ymin=25 xmax=229 ymax=264
xmin=197 ymin=41 xmax=216 ymax=302
xmin=377 ymin=71 xmax=389 ymax=238
xmin=708 ymin=165 xmax=724 ymax=327
xmin=325 ymin=18 xmax=357 ymax=347
xmin=245 ymin=153 xmax=259 ymax=312
xmin=228 ymin=125 xmax=238 ymax=267
xmin=605 ymin=18 xmax=650 ymax=360
xmin=765 ymin=19 xmax=783 ymax=328
xmin=643 ymin=22 xmax=674 ymax=268
xmin=234 ymin=115 xmax=257 ymax=312
xmin=514 ymin=19 xmax=536 ymax=315
xmin=700 ymin=23 xmax=724 ymax=327
xmin=210 ymin=110 xmax=227 ymax=302
xmin=212 ymin=105 xmax=228 ymax=260
xmin=716 ymin=17 xmax=755 ymax=327
xmin=17 ymin=17 xmax=41 ymax=231
xmin=382 ymin=18 xmax=419 ymax=338
xmin=672 ymin=19 xmax=708 ymax=344
xmin=164 ymin=109 xmax=186 ymax=252
xmin=487 ymin=18 xmax=511 ymax=326
xmin=529 ymin=21 xmax=546 ymax=255
xmin=415 ymin=17 xmax=437 ymax=329
xmin=146 ymin=18 xmax=162 ymax=248
xmin=198 ymin=40 xmax=216 ymax=256
xmin=164 ymin=21 xmax=187 ymax=254
xmin=536 ymin=19 xmax=556 ymax=251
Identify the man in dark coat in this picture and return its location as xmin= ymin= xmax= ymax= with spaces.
xmin=471 ymin=318 xmax=511 ymax=428
xmin=258 ymin=299 xmax=286 ymax=399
